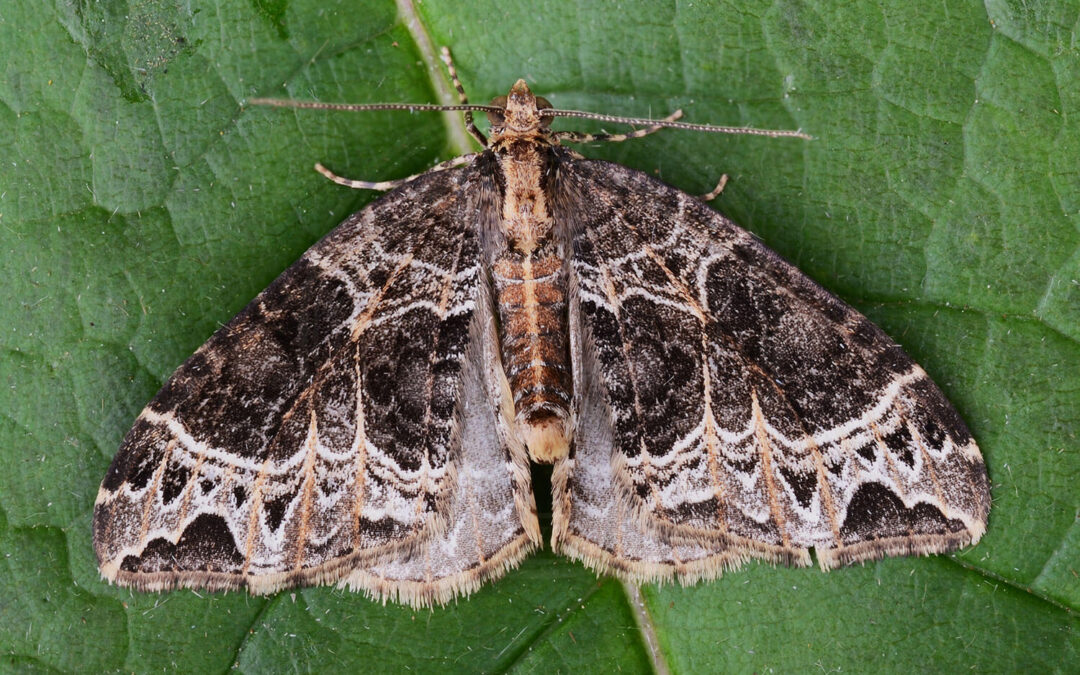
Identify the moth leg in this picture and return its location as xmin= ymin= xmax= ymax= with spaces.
xmin=314 ymin=154 xmax=477 ymax=191
xmin=439 ymin=46 xmax=487 ymax=147
xmin=555 ymin=110 xmax=683 ymax=144
xmin=698 ymin=174 xmax=728 ymax=201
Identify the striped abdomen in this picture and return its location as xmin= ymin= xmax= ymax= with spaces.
xmin=492 ymin=251 xmax=572 ymax=462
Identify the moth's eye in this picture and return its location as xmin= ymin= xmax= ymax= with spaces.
xmin=487 ymin=95 xmax=507 ymax=125
xmin=536 ymin=96 xmax=553 ymax=129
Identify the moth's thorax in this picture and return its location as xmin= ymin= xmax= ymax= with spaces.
xmin=495 ymin=140 xmax=553 ymax=254
xmin=487 ymin=80 xmax=558 ymax=256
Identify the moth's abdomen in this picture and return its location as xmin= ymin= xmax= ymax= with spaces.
xmin=492 ymin=251 xmax=571 ymax=462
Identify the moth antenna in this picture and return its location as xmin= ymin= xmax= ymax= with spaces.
xmin=541 ymin=108 xmax=813 ymax=139
xmin=246 ymin=98 xmax=500 ymax=115
xmin=247 ymin=99 xmax=810 ymax=139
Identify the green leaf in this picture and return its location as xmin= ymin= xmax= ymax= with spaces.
xmin=1 ymin=0 xmax=1076 ymax=671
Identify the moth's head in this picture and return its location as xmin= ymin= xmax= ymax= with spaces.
xmin=487 ymin=80 xmax=553 ymax=137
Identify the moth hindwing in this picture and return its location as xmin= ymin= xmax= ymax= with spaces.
xmin=94 ymin=57 xmax=990 ymax=608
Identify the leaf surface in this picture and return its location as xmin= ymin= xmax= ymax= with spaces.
xmin=0 ymin=0 xmax=1076 ymax=671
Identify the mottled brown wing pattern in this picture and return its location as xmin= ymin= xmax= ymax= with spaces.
xmin=94 ymin=166 xmax=536 ymax=600
xmin=96 ymin=72 xmax=992 ymax=606
xmin=554 ymin=159 xmax=990 ymax=579
xmin=341 ymin=287 xmax=540 ymax=606
xmin=551 ymin=314 xmax=752 ymax=582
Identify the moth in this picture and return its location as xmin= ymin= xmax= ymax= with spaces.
xmin=94 ymin=49 xmax=990 ymax=608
